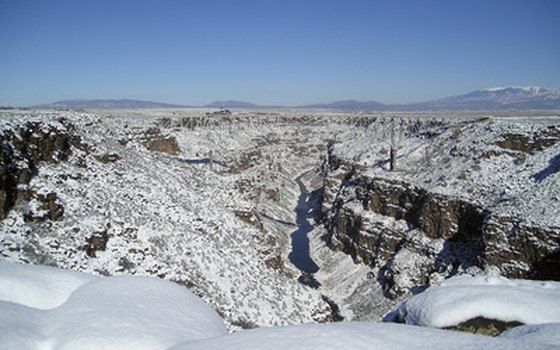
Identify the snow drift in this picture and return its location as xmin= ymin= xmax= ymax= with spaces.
xmin=2 ymin=261 xmax=560 ymax=350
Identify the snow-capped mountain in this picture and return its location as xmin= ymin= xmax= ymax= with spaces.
xmin=419 ymin=86 xmax=560 ymax=110
xmin=294 ymin=86 xmax=560 ymax=110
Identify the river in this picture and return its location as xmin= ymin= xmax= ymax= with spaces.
xmin=288 ymin=176 xmax=321 ymax=287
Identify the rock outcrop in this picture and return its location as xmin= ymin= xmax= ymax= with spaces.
xmin=140 ymin=127 xmax=180 ymax=155
xmin=495 ymin=126 xmax=560 ymax=154
xmin=0 ymin=120 xmax=83 ymax=220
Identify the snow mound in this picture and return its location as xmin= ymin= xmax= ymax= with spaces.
xmin=0 ymin=261 xmax=227 ymax=350
xmin=0 ymin=260 xmax=93 ymax=310
xmin=393 ymin=273 xmax=560 ymax=328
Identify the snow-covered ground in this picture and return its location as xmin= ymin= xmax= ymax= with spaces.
xmin=1 ymin=108 xmax=559 ymax=331
xmin=1 ymin=261 xmax=559 ymax=350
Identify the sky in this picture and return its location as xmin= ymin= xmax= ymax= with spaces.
xmin=0 ymin=0 xmax=559 ymax=106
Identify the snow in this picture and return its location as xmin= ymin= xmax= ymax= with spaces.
xmin=51 ymin=276 xmax=227 ymax=349
xmin=0 ymin=260 xmax=227 ymax=350
xmin=500 ymin=323 xmax=560 ymax=347
xmin=393 ymin=273 xmax=560 ymax=328
xmin=0 ymin=260 xmax=93 ymax=310
xmin=477 ymin=86 xmax=560 ymax=100
xmin=2 ymin=257 xmax=560 ymax=349
xmin=482 ymin=86 xmax=544 ymax=93
xmin=169 ymin=321 xmax=560 ymax=350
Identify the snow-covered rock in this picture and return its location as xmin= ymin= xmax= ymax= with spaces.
xmin=0 ymin=109 xmax=335 ymax=328
xmin=392 ymin=273 xmax=560 ymax=328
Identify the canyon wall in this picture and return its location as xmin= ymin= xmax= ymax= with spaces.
xmin=322 ymin=126 xmax=560 ymax=298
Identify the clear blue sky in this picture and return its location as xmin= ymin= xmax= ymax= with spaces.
xmin=1 ymin=0 xmax=559 ymax=106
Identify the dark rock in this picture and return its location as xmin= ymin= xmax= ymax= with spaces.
xmin=0 ymin=140 xmax=18 ymax=220
xmin=482 ymin=216 xmax=560 ymax=278
xmin=83 ymin=231 xmax=109 ymax=258
xmin=297 ymin=272 xmax=321 ymax=289
xmin=24 ymin=192 xmax=64 ymax=222
xmin=321 ymin=295 xmax=344 ymax=322
xmin=329 ymin=176 xmax=486 ymax=264
xmin=264 ymin=255 xmax=284 ymax=271
xmin=234 ymin=209 xmax=264 ymax=232
xmin=230 ymin=318 xmax=258 ymax=330
xmin=141 ymin=127 xmax=180 ymax=155
xmin=118 ymin=256 xmax=136 ymax=272
xmin=495 ymin=126 xmax=560 ymax=154
xmin=231 ymin=149 xmax=263 ymax=173
xmin=444 ymin=317 xmax=524 ymax=336
xmin=95 ymin=152 xmax=121 ymax=163
xmin=0 ymin=121 xmax=83 ymax=220
xmin=146 ymin=136 xmax=180 ymax=155
xmin=529 ymin=250 xmax=560 ymax=281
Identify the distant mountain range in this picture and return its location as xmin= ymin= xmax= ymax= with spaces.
xmin=32 ymin=86 xmax=560 ymax=110
xmin=204 ymin=100 xmax=262 ymax=109
xmin=299 ymin=100 xmax=386 ymax=110
xmin=33 ymin=99 xmax=188 ymax=109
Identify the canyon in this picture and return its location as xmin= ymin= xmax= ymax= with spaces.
xmin=1 ymin=109 xmax=559 ymax=328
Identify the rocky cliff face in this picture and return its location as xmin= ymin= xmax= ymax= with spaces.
xmin=322 ymin=120 xmax=560 ymax=298
xmin=0 ymin=119 xmax=84 ymax=220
